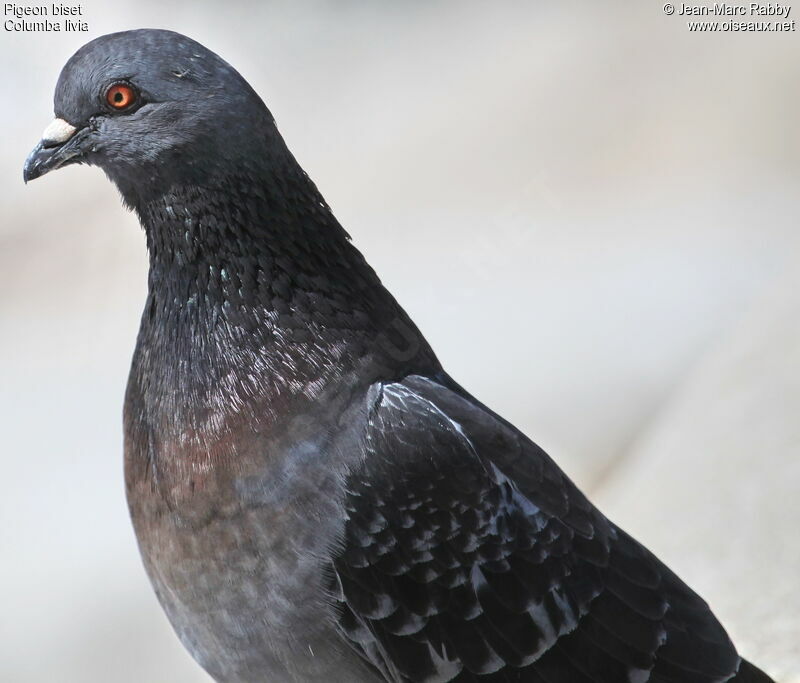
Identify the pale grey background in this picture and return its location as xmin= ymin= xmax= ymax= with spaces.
xmin=1 ymin=1 xmax=798 ymax=681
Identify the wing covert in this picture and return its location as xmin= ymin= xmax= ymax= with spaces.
xmin=330 ymin=375 xmax=756 ymax=683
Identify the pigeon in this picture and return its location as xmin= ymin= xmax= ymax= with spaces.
xmin=24 ymin=29 xmax=774 ymax=683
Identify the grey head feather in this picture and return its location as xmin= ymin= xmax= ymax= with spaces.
xmin=35 ymin=29 xmax=283 ymax=206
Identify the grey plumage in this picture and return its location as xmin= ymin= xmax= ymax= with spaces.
xmin=24 ymin=29 xmax=773 ymax=683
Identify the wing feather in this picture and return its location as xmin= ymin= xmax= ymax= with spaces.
xmin=330 ymin=375 xmax=771 ymax=683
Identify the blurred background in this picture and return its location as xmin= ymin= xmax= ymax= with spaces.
xmin=1 ymin=1 xmax=798 ymax=680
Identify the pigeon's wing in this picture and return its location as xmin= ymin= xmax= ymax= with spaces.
xmin=331 ymin=375 xmax=771 ymax=683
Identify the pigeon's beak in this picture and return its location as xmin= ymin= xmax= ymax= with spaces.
xmin=23 ymin=118 xmax=88 ymax=183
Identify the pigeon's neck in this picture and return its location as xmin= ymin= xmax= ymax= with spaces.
xmin=137 ymin=166 xmax=397 ymax=334
xmin=129 ymin=165 xmax=438 ymax=439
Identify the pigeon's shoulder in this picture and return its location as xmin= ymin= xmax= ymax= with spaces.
xmin=331 ymin=375 xmax=765 ymax=682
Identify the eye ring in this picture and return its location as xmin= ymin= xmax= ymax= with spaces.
xmin=105 ymin=83 xmax=138 ymax=111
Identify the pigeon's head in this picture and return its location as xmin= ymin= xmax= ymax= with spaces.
xmin=23 ymin=29 xmax=277 ymax=204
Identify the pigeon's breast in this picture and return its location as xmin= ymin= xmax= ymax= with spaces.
xmin=123 ymin=389 xmax=376 ymax=682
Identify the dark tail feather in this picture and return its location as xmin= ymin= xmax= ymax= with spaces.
xmin=732 ymin=658 xmax=775 ymax=683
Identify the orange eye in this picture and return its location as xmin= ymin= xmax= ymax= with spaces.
xmin=106 ymin=83 xmax=137 ymax=110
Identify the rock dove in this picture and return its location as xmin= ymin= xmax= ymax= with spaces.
xmin=24 ymin=29 xmax=774 ymax=683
